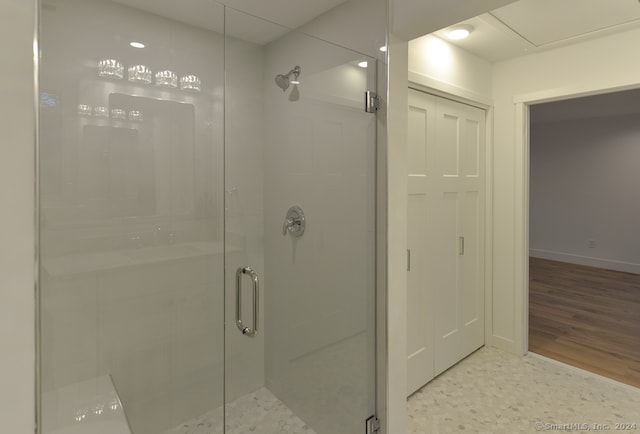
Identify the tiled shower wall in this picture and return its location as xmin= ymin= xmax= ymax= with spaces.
xmin=39 ymin=2 xmax=231 ymax=433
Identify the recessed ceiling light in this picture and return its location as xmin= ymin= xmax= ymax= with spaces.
xmin=358 ymin=61 xmax=368 ymax=68
xmin=130 ymin=41 xmax=145 ymax=49
xmin=379 ymin=46 xmax=387 ymax=52
xmin=446 ymin=24 xmax=474 ymax=40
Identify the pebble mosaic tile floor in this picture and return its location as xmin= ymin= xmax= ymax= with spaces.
xmin=167 ymin=346 xmax=640 ymax=434
xmin=408 ymin=346 xmax=640 ymax=434
xmin=164 ymin=387 xmax=315 ymax=434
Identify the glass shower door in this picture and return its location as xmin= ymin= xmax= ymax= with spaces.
xmin=39 ymin=2 xmax=378 ymax=433
xmin=225 ymin=9 xmax=378 ymax=434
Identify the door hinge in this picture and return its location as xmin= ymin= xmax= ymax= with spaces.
xmin=365 ymin=91 xmax=380 ymax=113
xmin=366 ymin=415 xmax=381 ymax=434
xmin=407 ymin=249 xmax=411 ymax=272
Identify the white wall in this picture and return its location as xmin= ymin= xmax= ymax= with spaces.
xmin=0 ymin=1 xmax=36 ymax=433
xmin=492 ymin=25 xmax=640 ymax=354
xmin=530 ymin=113 xmax=640 ymax=274
xmin=408 ymin=34 xmax=492 ymax=102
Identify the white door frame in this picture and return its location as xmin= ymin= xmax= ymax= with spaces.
xmin=513 ymin=82 xmax=640 ymax=354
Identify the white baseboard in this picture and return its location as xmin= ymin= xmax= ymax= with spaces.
xmin=529 ymin=249 xmax=640 ymax=275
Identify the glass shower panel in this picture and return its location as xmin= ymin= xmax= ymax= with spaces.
xmin=225 ymin=8 xmax=377 ymax=434
xmin=38 ymin=1 xmax=224 ymax=433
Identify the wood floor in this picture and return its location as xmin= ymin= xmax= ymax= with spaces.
xmin=529 ymin=257 xmax=640 ymax=388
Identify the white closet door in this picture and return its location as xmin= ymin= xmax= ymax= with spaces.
xmin=431 ymin=96 xmax=485 ymax=376
xmin=459 ymin=102 xmax=485 ymax=363
xmin=407 ymin=89 xmax=485 ymax=395
xmin=407 ymin=91 xmax=436 ymax=395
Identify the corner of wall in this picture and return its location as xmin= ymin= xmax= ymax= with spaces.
xmin=0 ymin=0 xmax=37 ymax=432
xmin=385 ymin=32 xmax=408 ymax=434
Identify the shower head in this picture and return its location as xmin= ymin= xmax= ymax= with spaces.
xmin=274 ymin=65 xmax=300 ymax=91
xmin=275 ymin=74 xmax=289 ymax=91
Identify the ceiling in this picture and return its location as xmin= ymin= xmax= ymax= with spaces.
xmin=433 ymin=0 xmax=640 ymax=62
xmin=99 ymin=0 xmax=640 ymax=56
xmin=217 ymin=0 xmax=351 ymax=29
xmin=112 ymin=0 xmax=351 ymax=44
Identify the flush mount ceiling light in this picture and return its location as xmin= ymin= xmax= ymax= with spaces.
xmin=379 ymin=46 xmax=387 ymax=52
xmin=358 ymin=61 xmax=368 ymax=68
xmin=130 ymin=41 xmax=145 ymax=48
xmin=446 ymin=24 xmax=474 ymax=40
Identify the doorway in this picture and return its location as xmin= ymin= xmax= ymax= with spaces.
xmin=527 ymin=89 xmax=640 ymax=388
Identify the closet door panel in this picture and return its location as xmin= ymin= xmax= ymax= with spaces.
xmin=463 ymin=118 xmax=481 ymax=177
xmin=406 ymin=90 xmax=436 ymax=395
xmin=460 ymin=104 xmax=486 ymax=353
xmin=407 ymin=193 xmax=433 ymax=395
xmin=431 ymin=190 xmax=462 ymax=376
xmin=462 ymin=191 xmax=481 ymax=327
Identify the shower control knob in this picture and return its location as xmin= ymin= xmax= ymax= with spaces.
xmin=282 ymin=217 xmax=293 ymax=235
xmin=282 ymin=206 xmax=305 ymax=237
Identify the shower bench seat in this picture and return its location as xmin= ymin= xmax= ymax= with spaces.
xmin=41 ymin=374 xmax=132 ymax=434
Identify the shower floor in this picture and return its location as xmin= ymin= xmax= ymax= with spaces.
xmin=164 ymin=387 xmax=316 ymax=434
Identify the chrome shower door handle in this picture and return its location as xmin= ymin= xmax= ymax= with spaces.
xmin=235 ymin=266 xmax=259 ymax=337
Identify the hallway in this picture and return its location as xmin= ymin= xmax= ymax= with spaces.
xmin=408 ymin=346 xmax=640 ymax=433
